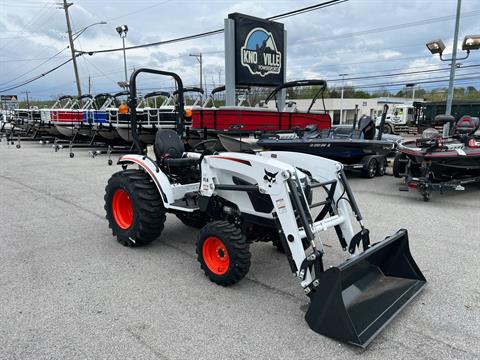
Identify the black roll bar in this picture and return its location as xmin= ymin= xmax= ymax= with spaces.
xmin=113 ymin=91 xmax=130 ymax=98
xmin=211 ymin=85 xmax=226 ymax=95
xmin=210 ymin=85 xmax=250 ymax=96
xmin=77 ymin=94 xmax=93 ymax=100
xmin=94 ymin=93 xmax=112 ymax=99
xmin=143 ymin=91 xmax=171 ymax=99
xmin=173 ymin=87 xmax=204 ymax=96
xmin=58 ymin=95 xmax=73 ymax=101
xmin=129 ymin=68 xmax=185 ymax=154
xmin=264 ymin=79 xmax=327 ymax=104
xmin=264 ymin=79 xmax=328 ymax=113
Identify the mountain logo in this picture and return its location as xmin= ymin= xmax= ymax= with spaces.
xmin=240 ymin=27 xmax=281 ymax=77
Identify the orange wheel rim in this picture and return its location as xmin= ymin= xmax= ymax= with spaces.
xmin=202 ymin=237 xmax=230 ymax=275
xmin=112 ymin=189 xmax=133 ymax=229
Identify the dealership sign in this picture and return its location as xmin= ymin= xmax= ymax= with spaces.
xmin=229 ymin=13 xmax=285 ymax=87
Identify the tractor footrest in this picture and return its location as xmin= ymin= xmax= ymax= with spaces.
xmin=172 ymin=192 xmax=199 ymax=209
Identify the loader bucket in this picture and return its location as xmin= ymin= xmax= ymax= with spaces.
xmin=305 ymin=229 xmax=426 ymax=348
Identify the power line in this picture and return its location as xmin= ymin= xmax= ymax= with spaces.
xmin=349 ymin=75 xmax=480 ymax=90
xmin=293 ymin=10 xmax=480 ymax=46
xmin=0 ymin=56 xmax=70 ymax=63
xmin=0 ymin=47 xmax=69 ymax=87
xmin=327 ymin=64 xmax=480 ymax=82
xmin=0 ymin=55 xmax=80 ymax=93
xmin=0 ymin=0 xmax=56 ymax=51
xmin=104 ymin=0 xmax=172 ymax=22
xmin=78 ymin=0 xmax=347 ymax=55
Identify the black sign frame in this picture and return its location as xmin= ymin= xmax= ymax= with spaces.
xmin=229 ymin=13 xmax=285 ymax=87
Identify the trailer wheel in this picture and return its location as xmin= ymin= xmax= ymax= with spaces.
xmin=362 ymin=157 xmax=378 ymax=178
xmin=393 ymin=153 xmax=407 ymax=178
xmin=176 ymin=211 xmax=208 ymax=229
xmin=376 ymin=157 xmax=387 ymax=176
xmin=196 ymin=221 xmax=251 ymax=286
xmin=104 ymin=169 xmax=166 ymax=247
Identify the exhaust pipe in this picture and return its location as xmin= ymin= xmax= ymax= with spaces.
xmin=305 ymin=229 xmax=426 ymax=347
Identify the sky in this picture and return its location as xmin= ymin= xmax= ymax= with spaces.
xmin=0 ymin=0 xmax=479 ymax=100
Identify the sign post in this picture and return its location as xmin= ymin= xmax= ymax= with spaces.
xmin=224 ymin=18 xmax=236 ymax=106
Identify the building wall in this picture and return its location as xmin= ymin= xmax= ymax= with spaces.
xmin=274 ymin=97 xmax=423 ymax=124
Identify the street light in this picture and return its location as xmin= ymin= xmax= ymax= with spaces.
xmin=462 ymin=35 xmax=480 ymax=51
xmin=425 ymin=0 xmax=479 ymax=136
xmin=72 ymin=21 xmax=107 ymax=41
xmin=189 ymin=53 xmax=203 ymax=95
xmin=425 ymin=39 xmax=445 ymax=55
xmin=116 ymin=25 xmax=129 ymax=83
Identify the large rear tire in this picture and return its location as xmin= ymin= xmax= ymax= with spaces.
xmin=196 ymin=221 xmax=251 ymax=286
xmin=105 ymin=169 xmax=166 ymax=247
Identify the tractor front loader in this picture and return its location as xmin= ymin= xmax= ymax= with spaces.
xmin=104 ymin=68 xmax=426 ymax=347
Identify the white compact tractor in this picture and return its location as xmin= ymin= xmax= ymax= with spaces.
xmin=103 ymin=69 xmax=426 ymax=347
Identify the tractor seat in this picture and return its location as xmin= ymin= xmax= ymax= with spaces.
xmin=455 ymin=116 xmax=479 ymax=135
xmin=154 ymin=129 xmax=200 ymax=167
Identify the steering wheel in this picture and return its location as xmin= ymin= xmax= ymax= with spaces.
xmin=192 ymin=138 xmax=222 ymax=155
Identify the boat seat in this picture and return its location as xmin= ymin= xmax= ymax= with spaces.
xmin=358 ymin=116 xmax=375 ymax=140
xmin=455 ymin=116 xmax=479 ymax=135
xmin=283 ymin=101 xmax=297 ymax=113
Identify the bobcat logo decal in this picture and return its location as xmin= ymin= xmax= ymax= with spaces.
xmin=263 ymin=169 xmax=278 ymax=187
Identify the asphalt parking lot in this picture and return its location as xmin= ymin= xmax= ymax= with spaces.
xmin=0 ymin=141 xmax=479 ymax=360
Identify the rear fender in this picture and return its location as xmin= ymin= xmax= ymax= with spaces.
xmin=117 ymin=154 xmax=174 ymax=206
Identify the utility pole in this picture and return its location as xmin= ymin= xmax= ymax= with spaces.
xmin=406 ymin=83 xmax=416 ymax=104
xmin=23 ymin=90 xmax=30 ymax=108
xmin=190 ymin=53 xmax=203 ymax=94
xmin=62 ymin=0 xmax=81 ymax=97
xmin=339 ymin=73 xmax=348 ymax=124
xmin=88 ymin=76 xmax=91 ymax=94
xmin=446 ymin=0 xmax=462 ymax=117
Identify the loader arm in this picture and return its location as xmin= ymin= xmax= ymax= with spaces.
xmin=259 ymin=151 xmax=357 ymax=249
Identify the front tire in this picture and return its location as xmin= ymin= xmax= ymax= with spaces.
xmin=104 ymin=169 xmax=166 ymax=247
xmin=196 ymin=221 xmax=251 ymax=286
